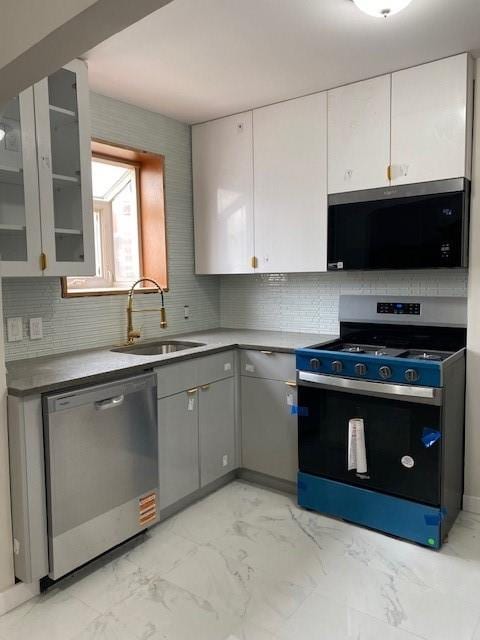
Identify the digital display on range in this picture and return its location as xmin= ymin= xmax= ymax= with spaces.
xmin=377 ymin=302 xmax=421 ymax=315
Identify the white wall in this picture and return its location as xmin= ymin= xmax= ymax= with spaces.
xmin=464 ymin=62 xmax=480 ymax=513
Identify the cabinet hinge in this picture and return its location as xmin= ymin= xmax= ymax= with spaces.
xmin=251 ymin=256 xmax=258 ymax=269
xmin=40 ymin=252 xmax=47 ymax=271
xmin=387 ymin=165 xmax=392 ymax=181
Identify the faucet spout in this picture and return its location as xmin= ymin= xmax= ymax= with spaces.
xmin=126 ymin=278 xmax=167 ymax=344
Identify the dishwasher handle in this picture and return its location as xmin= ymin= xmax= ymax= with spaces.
xmin=95 ymin=395 xmax=125 ymax=411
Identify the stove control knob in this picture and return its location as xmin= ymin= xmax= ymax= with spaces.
xmin=309 ymin=358 xmax=321 ymax=370
xmin=355 ymin=363 xmax=367 ymax=376
xmin=331 ymin=360 xmax=343 ymax=374
xmin=379 ymin=365 xmax=392 ymax=380
xmin=404 ymin=368 xmax=419 ymax=383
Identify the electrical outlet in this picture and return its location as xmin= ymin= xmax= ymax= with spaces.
xmin=222 ymin=454 xmax=228 ymax=468
xmin=30 ymin=317 xmax=43 ymax=340
xmin=7 ymin=317 xmax=23 ymax=342
xmin=184 ymin=305 xmax=190 ymax=319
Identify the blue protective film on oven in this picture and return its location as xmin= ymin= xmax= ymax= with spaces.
xmin=421 ymin=428 xmax=442 ymax=448
xmin=290 ymin=405 xmax=309 ymax=417
xmin=424 ymin=508 xmax=447 ymax=526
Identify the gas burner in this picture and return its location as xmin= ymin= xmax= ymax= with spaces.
xmin=342 ymin=346 xmax=364 ymax=353
xmin=340 ymin=343 xmax=387 ymax=355
xmin=399 ymin=349 xmax=452 ymax=362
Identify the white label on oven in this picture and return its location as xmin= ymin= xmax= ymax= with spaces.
xmin=401 ymin=455 xmax=415 ymax=469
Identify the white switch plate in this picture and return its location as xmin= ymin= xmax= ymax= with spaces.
xmin=7 ymin=317 xmax=23 ymax=342
xmin=30 ymin=317 xmax=43 ymax=340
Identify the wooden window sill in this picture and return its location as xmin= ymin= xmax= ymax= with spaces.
xmin=62 ymin=286 xmax=168 ymax=298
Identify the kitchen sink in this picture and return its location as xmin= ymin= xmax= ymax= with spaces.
xmin=111 ymin=340 xmax=206 ymax=356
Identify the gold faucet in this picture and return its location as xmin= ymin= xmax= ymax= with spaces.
xmin=126 ymin=278 xmax=167 ymax=344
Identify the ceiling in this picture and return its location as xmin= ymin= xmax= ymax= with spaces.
xmin=86 ymin=0 xmax=480 ymax=124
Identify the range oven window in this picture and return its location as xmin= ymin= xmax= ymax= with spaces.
xmin=327 ymin=190 xmax=466 ymax=270
xmin=298 ymin=385 xmax=441 ymax=506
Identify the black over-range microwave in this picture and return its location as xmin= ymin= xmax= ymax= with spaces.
xmin=327 ymin=178 xmax=470 ymax=271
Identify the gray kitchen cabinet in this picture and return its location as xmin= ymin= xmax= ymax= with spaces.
xmin=199 ymin=377 xmax=236 ymax=487
xmin=158 ymin=389 xmax=200 ymax=510
xmin=241 ymin=376 xmax=298 ymax=482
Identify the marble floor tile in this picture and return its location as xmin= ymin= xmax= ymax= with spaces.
xmin=0 ymin=588 xmax=99 ymax=640
xmin=2 ymin=480 xmax=480 ymax=640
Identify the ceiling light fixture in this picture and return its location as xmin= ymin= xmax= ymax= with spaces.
xmin=352 ymin=0 xmax=413 ymax=18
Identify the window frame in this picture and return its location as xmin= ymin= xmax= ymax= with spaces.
xmin=62 ymin=139 xmax=168 ymax=298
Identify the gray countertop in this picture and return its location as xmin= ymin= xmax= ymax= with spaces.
xmin=6 ymin=328 xmax=335 ymax=396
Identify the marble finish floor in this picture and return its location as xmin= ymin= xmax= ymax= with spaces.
xmin=2 ymin=481 xmax=480 ymax=640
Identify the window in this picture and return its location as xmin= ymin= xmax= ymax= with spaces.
xmin=63 ymin=140 xmax=167 ymax=296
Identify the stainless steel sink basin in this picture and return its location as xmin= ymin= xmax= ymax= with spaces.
xmin=111 ymin=340 xmax=205 ymax=356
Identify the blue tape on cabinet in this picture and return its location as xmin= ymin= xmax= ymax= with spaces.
xmin=290 ymin=405 xmax=309 ymax=417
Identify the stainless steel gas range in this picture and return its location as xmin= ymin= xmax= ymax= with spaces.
xmin=295 ymin=295 xmax=467 ymax=549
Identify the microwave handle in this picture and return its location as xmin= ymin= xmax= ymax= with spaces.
xmin=297 ymin=371 xmax=442 ymax=406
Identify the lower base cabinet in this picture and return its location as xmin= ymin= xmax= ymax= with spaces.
xmin=199 ymin=377 xmax=236 ymax=486
xmin=157 ymin=355 xmax=236 ymax=511
xmin=241 ymin=376 xmax=298 ymax=482
xmin=158 ymin=389 xmax=200 ymax=510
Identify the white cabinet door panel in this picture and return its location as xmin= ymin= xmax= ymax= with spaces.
xmin=391 ymin=54 xmax=472 ymax=185
xmin=34 ymin=59 xmax=94 ymax=276
xmin=0 ymin=88 xmax=42 ymax=276
xmin=328 ymin=75 xmax=391 ymax=193
xmin=253 ymin=93 xmax=327 ymax=273
xmin=193 ymin=112 xmax=254 ymax=274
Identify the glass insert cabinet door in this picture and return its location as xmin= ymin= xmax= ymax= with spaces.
xmin=34 ymin=59 xmax=95 ymax=276
xmin=0 ymin=89 xmax=42 ymax=275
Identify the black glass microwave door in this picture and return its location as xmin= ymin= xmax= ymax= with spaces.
xmin=298 ymin=386 xmax=441 ymax=506
xmin=328 ymin=192 xmax=464 ymax=270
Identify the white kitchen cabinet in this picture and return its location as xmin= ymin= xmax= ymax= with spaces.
xmin=34 ymin=59 xmax=94 ymax=276
xmin=0 ymin=60 xmax=94 ymax=277
xmin=391 ymin=54 xmax=473 ymax=185
xmin=0 ymin=89 xmax=42 ymax=276
xmin=253 ymin=93 xmax=328 ymax=273
xmin=328 ymin=75 xmax=391 ymax=193
xmin=193 ymin=112 xmax=255 ymax=274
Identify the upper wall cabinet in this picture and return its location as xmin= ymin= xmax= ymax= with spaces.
xmin=253 ymin=93 xmax=327 ymax=273
xmin=327 ymin=54 xmax=473 ymax=194
xmin=390 ymin=54 xmax=473 ymax=185
xmin=328 ymin=75 xmax=391 ymax=194
xmin=0 ymin=89 xmax=42 ymax=275
xmin=193 ymin=112 xmax=254 ymax=274
xmin=34 ymin=60 xmax=94 ymax=276
xmin=0 ymin=60 xmax=94 ymax=277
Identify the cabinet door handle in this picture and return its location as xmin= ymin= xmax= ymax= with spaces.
xmin=201 ymin=384 xmax=210 ymax=391
xmin=285 ymin=381 xmax=297 ymax=388
xmin=387 ymin=165 xmax=392 ymax=181
xmin=260 ymin=350 xmax=273 ymax=356
xmin=186 ymin=388 xmax=198 ymax=395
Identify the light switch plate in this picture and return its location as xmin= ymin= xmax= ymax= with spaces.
xmin=30 ymin=317 xmax=43 ymax=340
xmin=7 ymin=317 xmax=23 ymax=342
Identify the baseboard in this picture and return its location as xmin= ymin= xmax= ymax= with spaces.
xmin=463 ymin=494 xmax=480 ymax=514
xmin=0 ymin=581 xmax=39 ymax=616
xmin=159 ymin=471 xmax=237 ymax=521
xmin=236 ymin=468 xmax=296 ymax=495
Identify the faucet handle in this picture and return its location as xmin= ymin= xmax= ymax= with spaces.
xmin=128 ymin=329 xmax=141 ymax=342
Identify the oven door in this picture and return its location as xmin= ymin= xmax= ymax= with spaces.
xmin=297 ymin=373 xmax=442 ymax=506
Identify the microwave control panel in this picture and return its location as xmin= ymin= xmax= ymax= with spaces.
xmin=377 ymin=302 xmax=421 ymax=315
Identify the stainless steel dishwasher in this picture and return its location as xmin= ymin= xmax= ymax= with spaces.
xmin=43 ymin=373 xmax=158 ymax=580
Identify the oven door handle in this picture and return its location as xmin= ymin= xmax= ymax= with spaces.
xmin=297 ymin=371 xmax=442 ymax=405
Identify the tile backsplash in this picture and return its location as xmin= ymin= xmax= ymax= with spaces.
xmin=219 ymin=270 xmax=468 ymax=334
xmin=3 ymin=93 xmax=219 ymax=361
